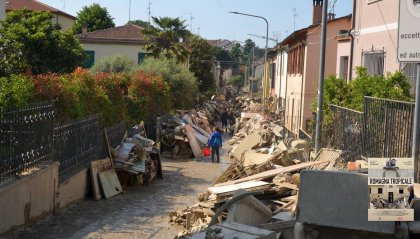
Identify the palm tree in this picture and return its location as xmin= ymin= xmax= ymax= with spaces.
xmin=142 ymin=17 xmax=191 ymax=62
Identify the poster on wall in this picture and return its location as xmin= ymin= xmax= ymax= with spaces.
xmin=368 ymin=158 xmax=414 ymax=221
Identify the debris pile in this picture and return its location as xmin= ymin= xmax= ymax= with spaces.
xmin=170 ymin=97 xmax=350 ymax=238
xmin=89 ymin=123 xmax=162 ymax=201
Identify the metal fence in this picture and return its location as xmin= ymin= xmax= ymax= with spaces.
xmin=100 ymin=121 xmax=126 ymax=158
xmin=0 ymin=102 xmax=55 ymax=183
xmin=0 ymin=100 xmax=120 ymax=183
xmin=324 ymin=105 xmax=364 ymax=161
xmin=363 ymin=97 xmax=414 ymax=158
xmin=54 ymin=114 xmax=100 ymax=179
xmin=322 ymin=97 xmax=415 ymax=160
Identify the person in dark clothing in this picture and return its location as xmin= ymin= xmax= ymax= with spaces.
xmin=221 ymin=110 xmax=229 ymax=132
xmin=228 ymin=109 xmax=235 ymax=127
xmin=208 ymin=127 xmax=223 ymax=163
xmin=408 ymin=185 xmax=415 ymax=208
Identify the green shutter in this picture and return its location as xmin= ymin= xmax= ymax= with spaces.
xmin=84 ymin=51 xmax=95 ymax=68
xmin=138 ymin=52 xmax=147 ymax=64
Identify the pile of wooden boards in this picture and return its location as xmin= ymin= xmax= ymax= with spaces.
xmin=159 ymin=114 xmax=213 ymax=160
xmin=90 ymin=124 xmax=162 ymax=201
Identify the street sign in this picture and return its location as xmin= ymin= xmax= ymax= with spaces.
xmin=398 ymin=0 xmax=420 ymax=62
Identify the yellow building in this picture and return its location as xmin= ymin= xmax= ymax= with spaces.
xmin=76 ymin=24 xmax=149 ymax=68
xmin=5 ymin=0 xmax=76 ymax=31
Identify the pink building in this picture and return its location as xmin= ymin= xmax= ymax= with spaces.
xmin=350 ymin=0 xmax=418 ymax=86
xmin=282 ymin=0 xmax=352 ymax=135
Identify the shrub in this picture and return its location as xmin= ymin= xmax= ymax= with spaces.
xmin=0 ymin=74 xmax=33 ymax=110
xmin=136 ymin=57 xmax=198 ymax=109
xmin=127 ymin=71 xmax=171 ymax=123
xmin=90 ymin=54 xmax=135 ymax=74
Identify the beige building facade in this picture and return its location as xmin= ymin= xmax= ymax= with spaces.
xmin=281 ymin=6 xmax=351 ymax=135
xmin=5 ymin=0 xmax=76 ymax=31
xmin=76 ymin=24 xmax=149 ymax=68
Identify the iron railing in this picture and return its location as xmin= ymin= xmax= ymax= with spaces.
xmin=321 ymin=97 xmax=416 ymax=161
xmin=54 ymin=114 xmax=100 ymax=179
xmin=324 ymin=105 xmax=364 ymax=161
xmin=364 ymin=97 xmax=415 ymax=158
xmin=0 ymin=102 xmax=55 ymax=183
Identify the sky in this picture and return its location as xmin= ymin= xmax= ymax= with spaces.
xmin=40 ymin=0 xmax=354 ymax=48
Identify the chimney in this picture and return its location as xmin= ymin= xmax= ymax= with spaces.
xmin=82 ymin=23 xmax=88 ymax=34
xmin=312 ymin=0 xmax=323 ymax=25
xmin=328 ymin=13 xmax=336 ymax=20
xmin=0 ymin=0 xmax=6 ymax=22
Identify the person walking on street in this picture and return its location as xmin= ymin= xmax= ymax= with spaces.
xmin=209 ymin=127 xmax=223 ymax=163
xmin=221 ymin=109 xmax=229 ymax=132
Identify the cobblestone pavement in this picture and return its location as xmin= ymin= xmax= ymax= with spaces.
xmin=5 ymin=135 xmax=231 ymax=239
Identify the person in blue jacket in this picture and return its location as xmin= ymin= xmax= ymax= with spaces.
xmin=209 ymin=127 xmax=223 ymax=163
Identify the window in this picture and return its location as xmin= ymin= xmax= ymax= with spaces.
xmin=83 ymin=51 xmax=95 ymax=68
xmin=402 ymin=63 xmax=419 ymax=94
xmin=287 ymin=45 xmax=305 ymax=75
xmin=378 ymin=188 xmax=383 ymax=194
xmin=362 ymin=51 xmax=384 ymax=76
xmin=270 ymin=63 xmax=276 ymax=89
xmin=399 ymin=188 xmax=404 ymax=194
xmin=138 ymin=52 xmax=147 ymax=64
xmin=339 ymin=56 xmax=349 ymax=81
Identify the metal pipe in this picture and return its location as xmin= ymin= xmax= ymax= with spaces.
xmin=413 ymin=63 xmax=420 ymax=182
xmin=314 ymin=0 xmax=328 ymax=153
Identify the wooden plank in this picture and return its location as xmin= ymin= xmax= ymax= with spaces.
xmin=208 ymin=181 xmax=269 ymax=195
xmin=280 ymin=196 xmax=297 ymax=202
xmin=184 ymin=124 xmax=203 ymax=159
xmin=215 ymin=160 xmax=331 ymax=187
xmin=90 ymin=159 xmax=113 ymax=200
xmin=98 ymin=169 xmax=122 ymax=199
xmin=104 ymin=129 xmax=115 ymax=168
xmin=276 ymin=183 xmax=298 ymax=191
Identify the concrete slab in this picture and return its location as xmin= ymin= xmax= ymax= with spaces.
xmin=231 ymin=133 xmax=262 ymax=161
xmin=243 ymin=151 xmax=272 ymax=167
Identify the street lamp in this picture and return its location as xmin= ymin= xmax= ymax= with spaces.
xmin=229 ymin=11 xmax=269 ymax=100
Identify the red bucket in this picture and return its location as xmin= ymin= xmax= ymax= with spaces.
xmin=203 ymin=147 xmax=211 ymax=157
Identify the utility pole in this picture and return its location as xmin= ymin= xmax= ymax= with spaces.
xmin=250 ymin=47 xmax=255 ymax=98
xmin=413 ymin=63 xmax=420 ymax=181
xmin=293 ymin=8 xmax=298 ymax=32
xmin=314 ymin=0 xmax=328 ymax=153
xmin=128 ymin=0 xmax=131 ymax=22
xmin=148 ymin=0 xmax=152 ymax=25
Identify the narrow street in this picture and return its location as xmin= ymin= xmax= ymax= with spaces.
xmin=5 ymin=134 xmax=231 ymax=239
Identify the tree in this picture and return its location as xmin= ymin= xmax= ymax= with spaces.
xmin=128 ymin=19 xmax=151 ymax=29
xmin=136 ymin=57 xmax=198 ymax=109
xmin=230 ymin=42 xmax=242 ymax=67
xmin=213 ymin=47 xmax=233 ymax=69
xmin=142 ymin=16 xmax=191 ymax=62
xmin=189 ymin=35 xmax=215 ymax=96
xmin=243 ymin=39 xmax=256 ymax=58
xmin=0 ymin=10 xmax=86 ymax=76
xmin=72 ymin=3 xmax=115 ymax=34
xmin=312 ymin=67 xmax=413 ymax=132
